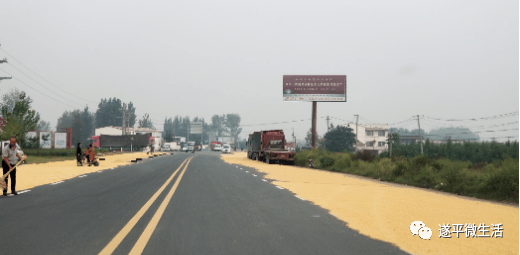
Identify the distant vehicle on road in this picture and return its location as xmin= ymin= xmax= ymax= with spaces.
xmin=186 ymin=141 xmax=195 ymax=153
xmin=210 ymin=141 xmax=223 ymax=151
xmin=213 ymin=144 xmax=222 ymax=151
xmin=161 ymin=144 xmax=170 ymax=152
xmin=247 ymin=130 xmax=295 ymax=165
xmin=221 ymin=144 xmax=231 ymax=154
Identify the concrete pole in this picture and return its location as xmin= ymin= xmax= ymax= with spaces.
xmin=355 ymin=115 xmax=359 ymax=147
xmin=122 ymin=103 xmax=126 ymax=136
xmin=389 ymin=129 xmax=392 ymax=157
xmin=312 ymin=101 xmax=317 ymax=149
xmin=417 ymin=115 xmax=423 ymax=155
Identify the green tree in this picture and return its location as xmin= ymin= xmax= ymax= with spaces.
xmin=225 ymin=114 xmax=242 ymax=145
xmin=0 ymin=88 xmax=24 ymax=113
xmin=211 ymin=114 xmax=226 ymax=137
xmin=138 ymin=113 xmax=155 ymax=129
xmin=36 ymin=120 xmax=51 ymax=131
xmin=71 ymin=113 xmax=85 ymax=144
xmin=0 ymin=91 xmax=40 ymax=144
xmin=305 ymin=128 xmax=323 ymax=148
xmin=81 ymin=106 xmax=95 ymax=140
xmin=127 ymin=102 xmax=137 ymax=127
xmin=95 ymin=98 xmax=123 ymax=128
xmin=323 ymin=125 xmax=356 ymax=152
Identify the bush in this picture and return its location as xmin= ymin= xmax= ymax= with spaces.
xmin=478 ymin=157 xmax=519 ymax=202
xmin=392 ymin=161 xmax=407 ymax=177
xmin=319 ymin=155 xmax=335 ymax=168
xmin=352 ymin=150 xmax=376 ymax=162
xmin=294 ymin=149 xmax=519 ymax=203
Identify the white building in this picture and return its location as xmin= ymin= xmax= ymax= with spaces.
xmin=95 ymin=126 xmax=163 ymax=149
xmin=346 ymin=123 xmax=388 ymax=154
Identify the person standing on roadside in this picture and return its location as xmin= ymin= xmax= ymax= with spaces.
xmin=76 ymin=143 xmax=83 ymax=166
xmin=2 ymin=137 xmax=25 ymax=196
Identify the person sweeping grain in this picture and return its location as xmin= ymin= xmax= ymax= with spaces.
xmin=2 ymin=137 xmax=25 ymax=196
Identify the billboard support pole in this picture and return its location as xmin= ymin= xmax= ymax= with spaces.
xmin=312 ymin=101 xmax=317 ymax=150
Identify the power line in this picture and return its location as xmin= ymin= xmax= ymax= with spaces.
xmin=5 ymin=63 xmax=85 ymax=108
xmin=241 ymin=118 xmax=312 ymax=127
xmin=425 ymin=111 xmax=518 ymax=121
xmin=0 ymin=46 xmax=96 ymax=104
xmin=9 ymin=76 xmax=77 ymax=109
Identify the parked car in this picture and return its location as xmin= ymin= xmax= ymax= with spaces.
xmin=221 ymin=144 xmax=231 ymax=154
xmin=213 ymin=144 xmax=222 ymax=151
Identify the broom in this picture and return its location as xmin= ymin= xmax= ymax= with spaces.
xmin=0 ymin=156 xmax=27 ymax=191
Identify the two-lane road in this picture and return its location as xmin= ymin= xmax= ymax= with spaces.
xmin=0 ymin=152 xmax=408 ymax=254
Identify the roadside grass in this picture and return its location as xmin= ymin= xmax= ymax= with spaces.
xmin=295 ymin=149 xmax=519 ymax=203
xmin=25 ymin=155 xmax=76 ymax=164
xmin=19 ymin=148 xmax=110 ymax=165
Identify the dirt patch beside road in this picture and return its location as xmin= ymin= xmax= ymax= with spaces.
xmin=222 ymin=152 xmax=519 ymax=255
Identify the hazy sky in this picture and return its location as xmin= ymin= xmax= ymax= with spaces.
xmin=0 ymin=0 xmax=518 ymax=142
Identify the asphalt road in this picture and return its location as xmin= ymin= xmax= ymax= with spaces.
xmin=0 ymin=152 xmax=409 ymax=255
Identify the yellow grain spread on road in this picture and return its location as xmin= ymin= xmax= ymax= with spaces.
xmin=222 ymin=152 xmax=519 ymax=255
xmin=10 ymin=152 xmax=159 ymax=191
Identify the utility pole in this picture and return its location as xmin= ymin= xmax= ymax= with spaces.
xmin=0 ymin=57 xmax=12 ymax=82
xmin=122 ymin=103 xmax=127 ymax=136
xmin=326 ymin=116 xmax=330 ymax=132
xmin=417 ymin=115 xmax=423 ymax=155
xmin=312 ymin=102 xmax=317 ymax=149
xmin=389 ymin=129 xmax=393 ymax=157
xmin=292 ymin=128 xmax=296 ymax=152
xmin=354 ymin=115 xmax=359 ymax=142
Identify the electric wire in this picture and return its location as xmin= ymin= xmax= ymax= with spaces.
xmin=0 ymin=46 xmax=96 ymax=104
xmin=425 ymin=111 xmax=518 ymax=121
xmin=5 ymin=63 xmax=85 ymax=108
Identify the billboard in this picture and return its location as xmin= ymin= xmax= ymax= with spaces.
xmin=54 ymin=132 xmax=67 ymax=149
xmin=283 ymin=75 xmax=346 ymax=102
xmin=190 ymin=122 xmax=202 ymax=134
xmin=99 ymin=134 xmax=150 ymax=147
xmin=40 ymin=131 xmax=52 ymax=149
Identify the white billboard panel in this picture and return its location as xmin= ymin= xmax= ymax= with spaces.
xmin=54 ymin=132 xmax=67 ymax=149
xmin=190 ymin=122 xmax=202 ymax=134
xmin=40 ymin=131 xmax=52 ymax=149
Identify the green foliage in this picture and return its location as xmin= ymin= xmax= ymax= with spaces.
xmin=294 ymin=150 xmax=519 ymax=203
xmin=319 ymin=155 xmax=335 ymax=168
xmin=24 ymin=148 xmax=109 ymax=157
xmin=323 ymin=125 xmax=356 ymax=152
xmin=138 ymin=113 xmax=155 ymax=129
xmin=0 ymin=91 xmax=40 ymax=144
xmin=351 ymin=150 xmax=376 ymax=162
xmin=391 ymin=140 xmax=518 ymax=164
xmin=95 ymin=98 xmax=137 ymax=128
xmin=57 ymin=106 xmax=94 ymax=144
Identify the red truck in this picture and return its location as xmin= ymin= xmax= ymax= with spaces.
xmin=247 ymin=130 xmax=295 ymax=165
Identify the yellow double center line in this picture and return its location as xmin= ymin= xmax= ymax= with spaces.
xmin=99 ymin=156 xmax=194 ymax=255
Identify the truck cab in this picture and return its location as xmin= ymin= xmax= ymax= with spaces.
xmin=247 ymin=130 xmax=295 ymax=165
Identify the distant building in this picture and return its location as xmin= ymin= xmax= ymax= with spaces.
xmin=346 ymin=123 xmax=388 ymax=154
xmin=399 ymin=135 xmax=423 ymax=145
